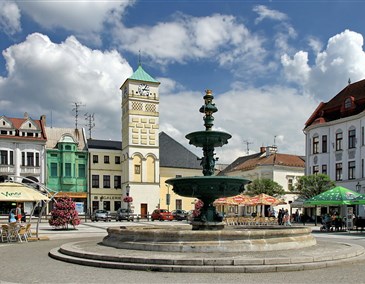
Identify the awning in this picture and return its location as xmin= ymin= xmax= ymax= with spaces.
xmin=0 ymin=182 xmax=49 ymax=201
xmin=53 ymin=192 xmax=87 ymax=199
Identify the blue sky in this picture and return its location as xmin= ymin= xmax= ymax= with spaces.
xmin=1 ymin=0 xmax=365 ymax=164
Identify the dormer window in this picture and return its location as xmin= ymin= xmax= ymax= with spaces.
xmin=344 ymin=97 xmax=352 ymax=109
xmin=28 ymin=123 xmax=31 ymax=128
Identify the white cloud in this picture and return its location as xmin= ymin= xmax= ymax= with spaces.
xmin=253 ymin=5 xmax=288 ymax=24
xmin=16 ymin=0 xmax=134 ymax=44
xmin=282 ymin=29 xmax=365 ymax=101
xmin=0 ymin=33 xmax=133 ymax=140
xmin=112 ymin=13 xmax=265 ymax=70
xmin=0 ymin=1 xmax=21 ymax=35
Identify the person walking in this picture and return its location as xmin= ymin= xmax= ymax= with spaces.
xmin=15 ymin=204 xmax=22 ymax=222
xmin=284 ymin=209 xmax=292 ymax=226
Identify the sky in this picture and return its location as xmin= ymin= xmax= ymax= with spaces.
xmin=1 ymin=0 xmax=365 ymax=165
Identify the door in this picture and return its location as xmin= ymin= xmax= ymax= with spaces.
xmin=141 ymin=203 xmax=147 ymax=219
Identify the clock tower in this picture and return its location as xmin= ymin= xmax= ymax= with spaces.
xmin=120 ymin=64 xmax=160 ymax=216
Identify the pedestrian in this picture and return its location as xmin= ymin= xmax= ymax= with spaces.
xmin=15 ymin=204 xmax=22 ymax=222
xmin=284 ymin=209 xmax=292 ymax=226
xmin=8 ymin=209 xmax=16 ymax=223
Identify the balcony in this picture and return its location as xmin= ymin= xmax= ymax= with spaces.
xmin=20 ymin=166 xmax=41 ymax=175
xmin=0 ymin=165 xmax=15 ymax=174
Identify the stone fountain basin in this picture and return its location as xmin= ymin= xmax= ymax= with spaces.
xmin=165 ymin=176 xmax=251 ymax=200
xmin=186 ymin=130 xmax=232 ymax=147
xmin=102 ymin=226 xmax=316 ymax=253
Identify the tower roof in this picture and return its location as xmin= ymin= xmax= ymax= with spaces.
xmin=129 ymin=64 xmax=159 ymax=83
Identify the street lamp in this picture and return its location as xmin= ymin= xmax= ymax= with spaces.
xmin=126 ymin=184 xmax=130 ymax=219
xmin=356 ymin=182 xmax=361 ymax=193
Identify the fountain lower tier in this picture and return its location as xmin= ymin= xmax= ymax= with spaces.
xmin=103 ymin=226 xmax=316 ymax=253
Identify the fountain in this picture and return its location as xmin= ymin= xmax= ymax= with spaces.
xmin=165 ymin=89 xmax=250 ymax=230
xmin=100 ymin=90 xmax=316 ymax=253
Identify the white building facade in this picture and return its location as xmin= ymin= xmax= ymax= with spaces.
xmin=304 ymin=79 xmax=365 ymax=215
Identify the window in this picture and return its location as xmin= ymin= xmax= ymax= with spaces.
xmin=103 ymin=201 xmax=111 ymax=211
xmin=344 ymin=97 xmax=352 ymax=109
xmin=50 ymin=163 xmax=58 ymax=177
xmin=103 ymin=175 xmax=110 ymax=188
xmin=362 ymin=127 xmax=365 ymax=146
xmin=9 ymin=151 xmax=13 ymax=165
xmin=27 ymin=152 xmax=34 ymax=166
xmin=336 ymin=132 xmax=343 ymax=151
xmin=348 ymin=161 xmax=356 ymax=180
xmin=104 ymin=156 xmax=110 ymax=164
xmin=288 ymin=178 xmax=293 ymax=191
xmin=114 ymin=201 xmax=121 ymax=211
xmin=1 ymin=130 xmax=7 ymax=135
xmin=92 ymin=175 xmax=99 ymax=188
xmin=115 ymin=156 xmax=121 ymax=164
xmin=176 ymin=175 xmax=182 ymax=178
xmin=65 ymin=163 xmax=71 ymax=177
xmin=21 ymin=152 xmax=25 ymax=166
xmin=65 ymin=145 xmax=71 ymax=151
xmin=93 ymin=155 xmax=98 ymax=163
xmin=322 ymin=135 xmax=327 ymax=153
xmin=336 ymin=163 xmax=342 ymax=181
xmin=348 ymin=129 xmax=356 ymax=149
xmin=35 ymin=153 xmax=39 ymax=167
xmin=0 ymin=150 xmax=7 ymax=165
xmin=363 ymin=159 xmax=364 ymax=179
xmin=313 ymin=165 xmax=319 ymax=175
xmin=134 ymin=165 xmax=141 ymax=174
xmin=312 ymin=136 xmax=319 ymax=154
xmin=78 ymin=164 xmax=86 ymax=178
xmin=322 ymin=164 xmax=327 ymax=175
xmin=114 ymin=175 xmax=121 ymax=189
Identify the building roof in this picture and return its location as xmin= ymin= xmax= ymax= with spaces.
xmin=129 ymin=64 xmax=159 ymax=83
xmin=0 ymin=114 xmax=47 ymax=142
xmin=87 ymin=139 xmax=122 ymax=150
xmin=159 ymin=132 xmax=201 ymax=169
xmin=219 ymin=148 xmax=305 ymax=175
xmin=305 ymin=79 xmax=365 ymax=128
xmin=45 ymin=127 xmax=86 ymax=150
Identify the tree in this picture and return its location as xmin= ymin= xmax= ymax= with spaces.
xmin=292 ymin=174 xmax=336 ymax=199
xmin=245 ymin=178 xmax=285 ymax=197
xmin=49 ymin=197 xmax=81 ymax=230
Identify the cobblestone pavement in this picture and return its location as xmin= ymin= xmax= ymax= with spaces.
xmin=1 ymin=221 xmax=365 ymax=284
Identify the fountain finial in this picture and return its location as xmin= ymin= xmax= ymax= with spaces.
xmin=199 ymin=89 xmax=218 ymax=131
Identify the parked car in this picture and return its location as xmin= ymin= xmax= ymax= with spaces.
xmin=151 ymin=209 xmax=173 ymax=221
xmin=115 ymin=208 xmax=134 ymax=221
xmin=91 ymin=209 xmax=111 ymax=222
xmin=171 ymin=209 xmax=188 ymax=221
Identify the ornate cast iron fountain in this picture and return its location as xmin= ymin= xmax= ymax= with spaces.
xmin=166 ymin=90 xmax=251 ymax=230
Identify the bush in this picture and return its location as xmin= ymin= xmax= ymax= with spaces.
xmin=48 ymin=197 xmax=81 ymax=229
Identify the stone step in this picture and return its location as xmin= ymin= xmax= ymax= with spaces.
xmin=48 ymin=240 xmax=365 ymax=273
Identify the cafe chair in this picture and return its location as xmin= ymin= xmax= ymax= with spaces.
xmin=16 ymin=226 xmax=28 ymax=242
xmin=1 ymin=224 xmax=10 ymax=242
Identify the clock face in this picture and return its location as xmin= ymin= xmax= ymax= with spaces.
xmin=138 ymin=83 xmax=150 ymax=96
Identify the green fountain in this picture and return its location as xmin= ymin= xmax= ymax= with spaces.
xmin=166 ymin=90 xmax=251 ymax=230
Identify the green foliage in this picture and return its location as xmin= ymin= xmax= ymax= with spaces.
xmin=246 ymin=178 xmax=285 ymax=197
xmin=293 ymin=174 xmax=336 ymax=199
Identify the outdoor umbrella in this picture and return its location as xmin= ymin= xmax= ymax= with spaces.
xmin=0 ymin=182 xmax=49 ymax=201
xmin=213 ymin=194 xmax=252 ymax=205
xmin=249 ymin=193 xmax=283 ymax=206
xmin=303 ymin=186 xmax=365 ymax=206
xmin=249 ymin=193 xmax=284 ymax=217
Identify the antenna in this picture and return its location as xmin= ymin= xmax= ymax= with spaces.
xmin=243 ymin=140 xmax=253 ymax=155
xmin=85 ymin=112 xmax=95 ymax=139
xmin=274 ymin=135 xmax=277 ymax=146
xmin=138 ymin=50 xmax=141 ymax=66
xmin=72 ymin=102 xmax=85 ymax=129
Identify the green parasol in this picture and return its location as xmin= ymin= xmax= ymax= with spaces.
xmin=304 ymin=186 xmax=365 ymax=206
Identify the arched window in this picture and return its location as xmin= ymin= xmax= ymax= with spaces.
xmin=146 ymin=155 xmax=155 ymax=183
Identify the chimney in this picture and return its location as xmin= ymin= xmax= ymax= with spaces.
xmin=260 ymin=146 xmax=266 ymax=153
xmin=40 ymin=115 xmax=46 ymax=126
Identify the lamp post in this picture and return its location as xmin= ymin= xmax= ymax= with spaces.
xmin=126 ymin=184 xmax=130 ymax=219
xmin=356 ymin=182 xmax=361 ymax=217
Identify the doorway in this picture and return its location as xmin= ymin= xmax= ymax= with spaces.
xmin=141 ymin=203 xmax=147 ymax=218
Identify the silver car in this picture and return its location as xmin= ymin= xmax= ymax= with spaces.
xmin=91 ymin=209 xmax=111 ymax=222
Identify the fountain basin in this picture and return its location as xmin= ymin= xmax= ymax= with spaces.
xmin=103 ymin=226 xmax=316 ymax=253
xmin=186 ymin=130 xmax=232 ymax=147
xmin=165 ymin=176 xmax=250 ymax=202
